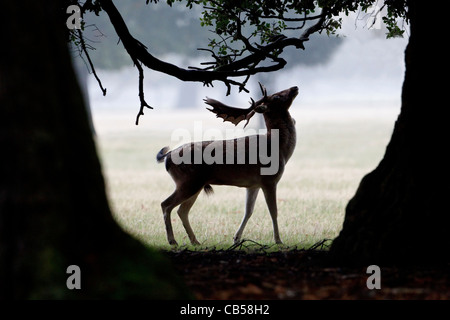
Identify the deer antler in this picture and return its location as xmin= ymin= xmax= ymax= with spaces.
xmin=259 ymin=82 xmax=267 ymax=99
xmin=204 ymin=98 xmax=255 ymax=127
xmin=205 ymin=82 xmax=267 ymax=128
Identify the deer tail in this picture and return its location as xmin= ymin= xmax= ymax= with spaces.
xmin=203 ymin=184 xmax=214 ymax=196
xmin=156 ymin=146 xmax=170 ymax=163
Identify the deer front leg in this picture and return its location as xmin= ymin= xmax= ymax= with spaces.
xmin=233 ymin=187 xmax=260 ymax=244
xmin=262 ymin=184 xmax=282 ymax=244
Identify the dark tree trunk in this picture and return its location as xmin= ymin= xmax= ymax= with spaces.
xmin=330 ymin=1 xmax=448 ymax=265
xmin=0 ymin=1 xmax=189 ymax=298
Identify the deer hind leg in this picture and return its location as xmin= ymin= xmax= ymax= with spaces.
xmin=161 ymin=185 xmax=202 ymax=246
xmin=233 ymin=187 xmax=260 ymax=244
xmin=262 ymin=184 xmax=282 ymax=244
xmin=177 ymin=190 xmax=201 ymax=245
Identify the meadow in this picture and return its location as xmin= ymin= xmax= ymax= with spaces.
xmin=93 ymin=104 xmax=399 ymax=250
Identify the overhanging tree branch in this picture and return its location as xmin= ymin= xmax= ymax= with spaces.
xmin=97 ymin=0 xmax=328 ymax=123
xmin=99 ymin=0 xmax=297 ymax=81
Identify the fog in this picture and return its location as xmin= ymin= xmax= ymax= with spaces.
xmin=85 ymin=11 xmax=409 ymax=130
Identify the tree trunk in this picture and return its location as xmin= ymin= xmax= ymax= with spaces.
xmin=330 ymin=1 xmax=449 ymax=265
xmin=0 ymin=1 xmax=189 ymax=298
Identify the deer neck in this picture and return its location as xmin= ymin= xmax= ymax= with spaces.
xmin=263 ymin=110 xmax=296 ymax=162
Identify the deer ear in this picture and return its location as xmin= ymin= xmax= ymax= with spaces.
xmin=204 ymin=97 xmax=254 ymax=126
xmin=254 ymin=104 xmax=268 ymax=113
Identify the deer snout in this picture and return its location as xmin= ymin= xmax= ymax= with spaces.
xmin=290 ymin=86 xmax=299 ymax=96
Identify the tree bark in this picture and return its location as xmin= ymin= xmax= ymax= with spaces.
xmin=0 ymin=1 xmax=189 ymax=298
xmin=330 ymin=1 xmax=449 ymax=265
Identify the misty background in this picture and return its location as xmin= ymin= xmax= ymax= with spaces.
xmin=69 ymin=1 xmax=411 ymax=249
xmin=72 ymin=1 xmax=409 ymax=132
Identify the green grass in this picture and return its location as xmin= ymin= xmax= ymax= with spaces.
xmin=93 ymin=107 xmax=398 ymax=251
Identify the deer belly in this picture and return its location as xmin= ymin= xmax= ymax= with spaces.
xmin=207 ymin=164 xmax=264 ymax=188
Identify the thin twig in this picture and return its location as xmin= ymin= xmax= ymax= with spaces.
xmin=307 ymin=239 xmax=332 ymax=251
xmin=226 ymin=239 xmax=274 ymax=252
xmin=77 ymin=29 xmax=106 ymax=96
xmin=133 ymin=58 xmax=153 ymax=125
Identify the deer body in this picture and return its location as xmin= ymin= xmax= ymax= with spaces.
xmin=158 ymin=85 xmax=298 ymax=245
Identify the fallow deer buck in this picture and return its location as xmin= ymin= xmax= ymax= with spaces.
xmin=157 ymin=83 xmax=298 ymax=245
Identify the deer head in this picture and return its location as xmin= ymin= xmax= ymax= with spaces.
xmin=204 ymin=83 xmax=298 ymax=128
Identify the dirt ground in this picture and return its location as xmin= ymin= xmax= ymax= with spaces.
xmin=164 ymin=244 xmax=450 ymax=300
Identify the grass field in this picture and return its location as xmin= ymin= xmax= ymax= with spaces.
xmin=93 ymin=104 xmax=399 ymax=250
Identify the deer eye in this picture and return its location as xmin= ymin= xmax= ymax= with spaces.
xmin=272 ymin=95 xmax=280 ymax=101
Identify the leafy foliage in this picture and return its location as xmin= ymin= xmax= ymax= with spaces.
xmin=73 ymin=0 xmax=409 ymax=68
xmin=163 ymin=0 xmax=408 ymax=64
